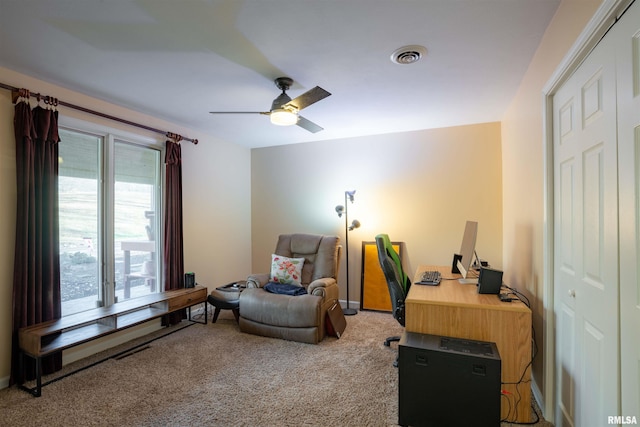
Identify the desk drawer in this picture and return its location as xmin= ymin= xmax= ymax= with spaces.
xmin=168 ymin=287 xmax=207 ymax=311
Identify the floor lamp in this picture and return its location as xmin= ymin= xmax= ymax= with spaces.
xmin=335 ymin=190 xmax=360 ymax=316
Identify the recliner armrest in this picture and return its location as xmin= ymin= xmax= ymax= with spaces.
xmin=247 ymin=275 xmax=338 ymax=300
xmin=247 ymin=273 xmax=270 ymax=288
xmin=308 ymin=278 xmax=338 ymax=299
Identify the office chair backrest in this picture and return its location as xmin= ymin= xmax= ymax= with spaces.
xmin=375 ymin=235 xmax=406 ymax=327
xmin=375 ymin=234 xmax=411 ymax=293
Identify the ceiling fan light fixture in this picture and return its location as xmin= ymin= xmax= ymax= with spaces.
xmin=270 ymin=108 xmax=298 ymax=126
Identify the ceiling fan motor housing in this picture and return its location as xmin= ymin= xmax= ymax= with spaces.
xmin=271 ymin=77 xmax=294 ymax=111
xmin=271 ymin=92 xmax=292 ymax=111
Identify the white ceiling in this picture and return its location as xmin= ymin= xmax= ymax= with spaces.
xmin=0 ymin=0 xmax=560 ymax=148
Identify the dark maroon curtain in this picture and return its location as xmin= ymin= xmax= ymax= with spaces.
xmin=163 ymin=139 xmax=185 ymax=324
xmin=11 ymin=93 xmax=62 ymax=384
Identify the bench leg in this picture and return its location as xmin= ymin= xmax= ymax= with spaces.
xmin=18 ymin=353 xmax=42 ymax=397
xmin=34 ymin=357 xmax=42 ymax=397
xmin=212 ymin=307 xmax=222 ymax=323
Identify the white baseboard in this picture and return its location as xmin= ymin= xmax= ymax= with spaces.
xmin=1 ymin=306 xmax=208 ymax=391
xmin=62 ymin=318 xmax=163 ymax=365
xmin=0 ymin=322 xmax=163 ymax=391
xmin=531 ymin=376 xmax=545 ymax=418
xmin=339 ymin=299 xmax=360 ymax=310
xmin=63 ymin=304 xmax=208 ymax=365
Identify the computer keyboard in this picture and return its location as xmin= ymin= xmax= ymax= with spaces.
xmin=417 ymin=270 xmax=442 ymax=285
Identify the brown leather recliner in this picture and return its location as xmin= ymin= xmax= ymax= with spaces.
xmin=239 ymin=234 xmax=341 ymax=344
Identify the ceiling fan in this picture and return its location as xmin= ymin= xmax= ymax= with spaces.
xmin=209 ymin=77 xmax=331 ymax=133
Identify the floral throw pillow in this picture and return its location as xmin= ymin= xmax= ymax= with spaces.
xmin=270 ymin=254 xmax=305 ymax=286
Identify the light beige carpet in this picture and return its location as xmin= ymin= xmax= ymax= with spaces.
xmin=0 ymin=309 xmax=551 ymax=426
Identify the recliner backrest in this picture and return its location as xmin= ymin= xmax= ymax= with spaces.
xmin=375 ymin=235 xmax=406 ymax=326
xmin=274 ymin=234 xmax=340 ymax=285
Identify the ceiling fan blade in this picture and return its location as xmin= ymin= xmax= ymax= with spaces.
xmin=285 ymin=86 xmax=331 ymax=111
xmin=296 ymin=115 xmax=324 ymax=133
xmin=209 ymin=111 xmax=269 ymax=115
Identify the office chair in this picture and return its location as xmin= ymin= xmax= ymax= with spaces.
xmin=375 ymin=234 xmax=410 ymax=366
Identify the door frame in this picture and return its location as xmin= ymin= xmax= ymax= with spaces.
xmin=541 ymin=0 xmax=634 ymax=420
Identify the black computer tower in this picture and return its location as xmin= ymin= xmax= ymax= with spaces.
xmin=398 ymin=332 xmax=501 ymax=427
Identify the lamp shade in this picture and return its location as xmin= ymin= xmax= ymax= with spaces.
xmin=346 ymin=190 xmax=356 ymax=203
xmin=270 ymin=109 xmax=298 ymax=126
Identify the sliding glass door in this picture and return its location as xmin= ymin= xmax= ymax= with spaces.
xmin=58 ymin=128 xmax=162 ymax=317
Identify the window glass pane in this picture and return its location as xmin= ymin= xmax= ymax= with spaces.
xmin=114 ymin=141 xmax=161 ymax=301
xmin=58 ymin=129 xmax=101 ymax=316
xmin=58 ymin=126 xmax=163 ymax=315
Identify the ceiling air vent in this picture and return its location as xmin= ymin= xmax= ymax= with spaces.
xmin=390 ymin=45 xmax=427 ymax=65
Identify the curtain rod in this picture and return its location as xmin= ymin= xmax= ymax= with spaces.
xmin=0 ymin=82 xmax=198 ymax=144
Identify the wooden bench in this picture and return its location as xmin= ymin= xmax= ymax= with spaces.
xmin=18 ymin=285 xmax=208 ymax=396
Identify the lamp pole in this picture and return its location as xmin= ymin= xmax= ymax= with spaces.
xmin=337 ymin=190 xmax=359 ymax=316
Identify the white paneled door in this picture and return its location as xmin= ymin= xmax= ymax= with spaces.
xmin=553 ymin=19 xmax=619 ymax=427
xmin=617 ymin=0 xmax=640 ymax=419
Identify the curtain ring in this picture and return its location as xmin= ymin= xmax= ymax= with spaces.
xmin=12 ymin=89 xmax=29 ymax=104
xmin=166 ymin=132 xmax=182 ymax=143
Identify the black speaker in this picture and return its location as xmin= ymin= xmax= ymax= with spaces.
xmin=477 ymin=268 xmax=503 ymax=294
xmin=184 ymin=272 xmax=195 ymax=288
xmin=398 ymin=332 xmax=501 ymax=427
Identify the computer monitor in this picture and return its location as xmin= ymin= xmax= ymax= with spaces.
xmin=456 ymin=220 xmax=478 ymax=284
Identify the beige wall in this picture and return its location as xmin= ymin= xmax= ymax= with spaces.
xmin=181 ymin=122 xmax=252 ymax=288
xmin=251 ymin=122 xmax=503 ymax=304
xmin=501 ymin=0 xmax=602 ymax=400
xmin=0 ymin=66 xmax=252 ymax=385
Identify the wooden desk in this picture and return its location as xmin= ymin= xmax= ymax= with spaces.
xmin=405 ymin=265 xmax=532 ymax=423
